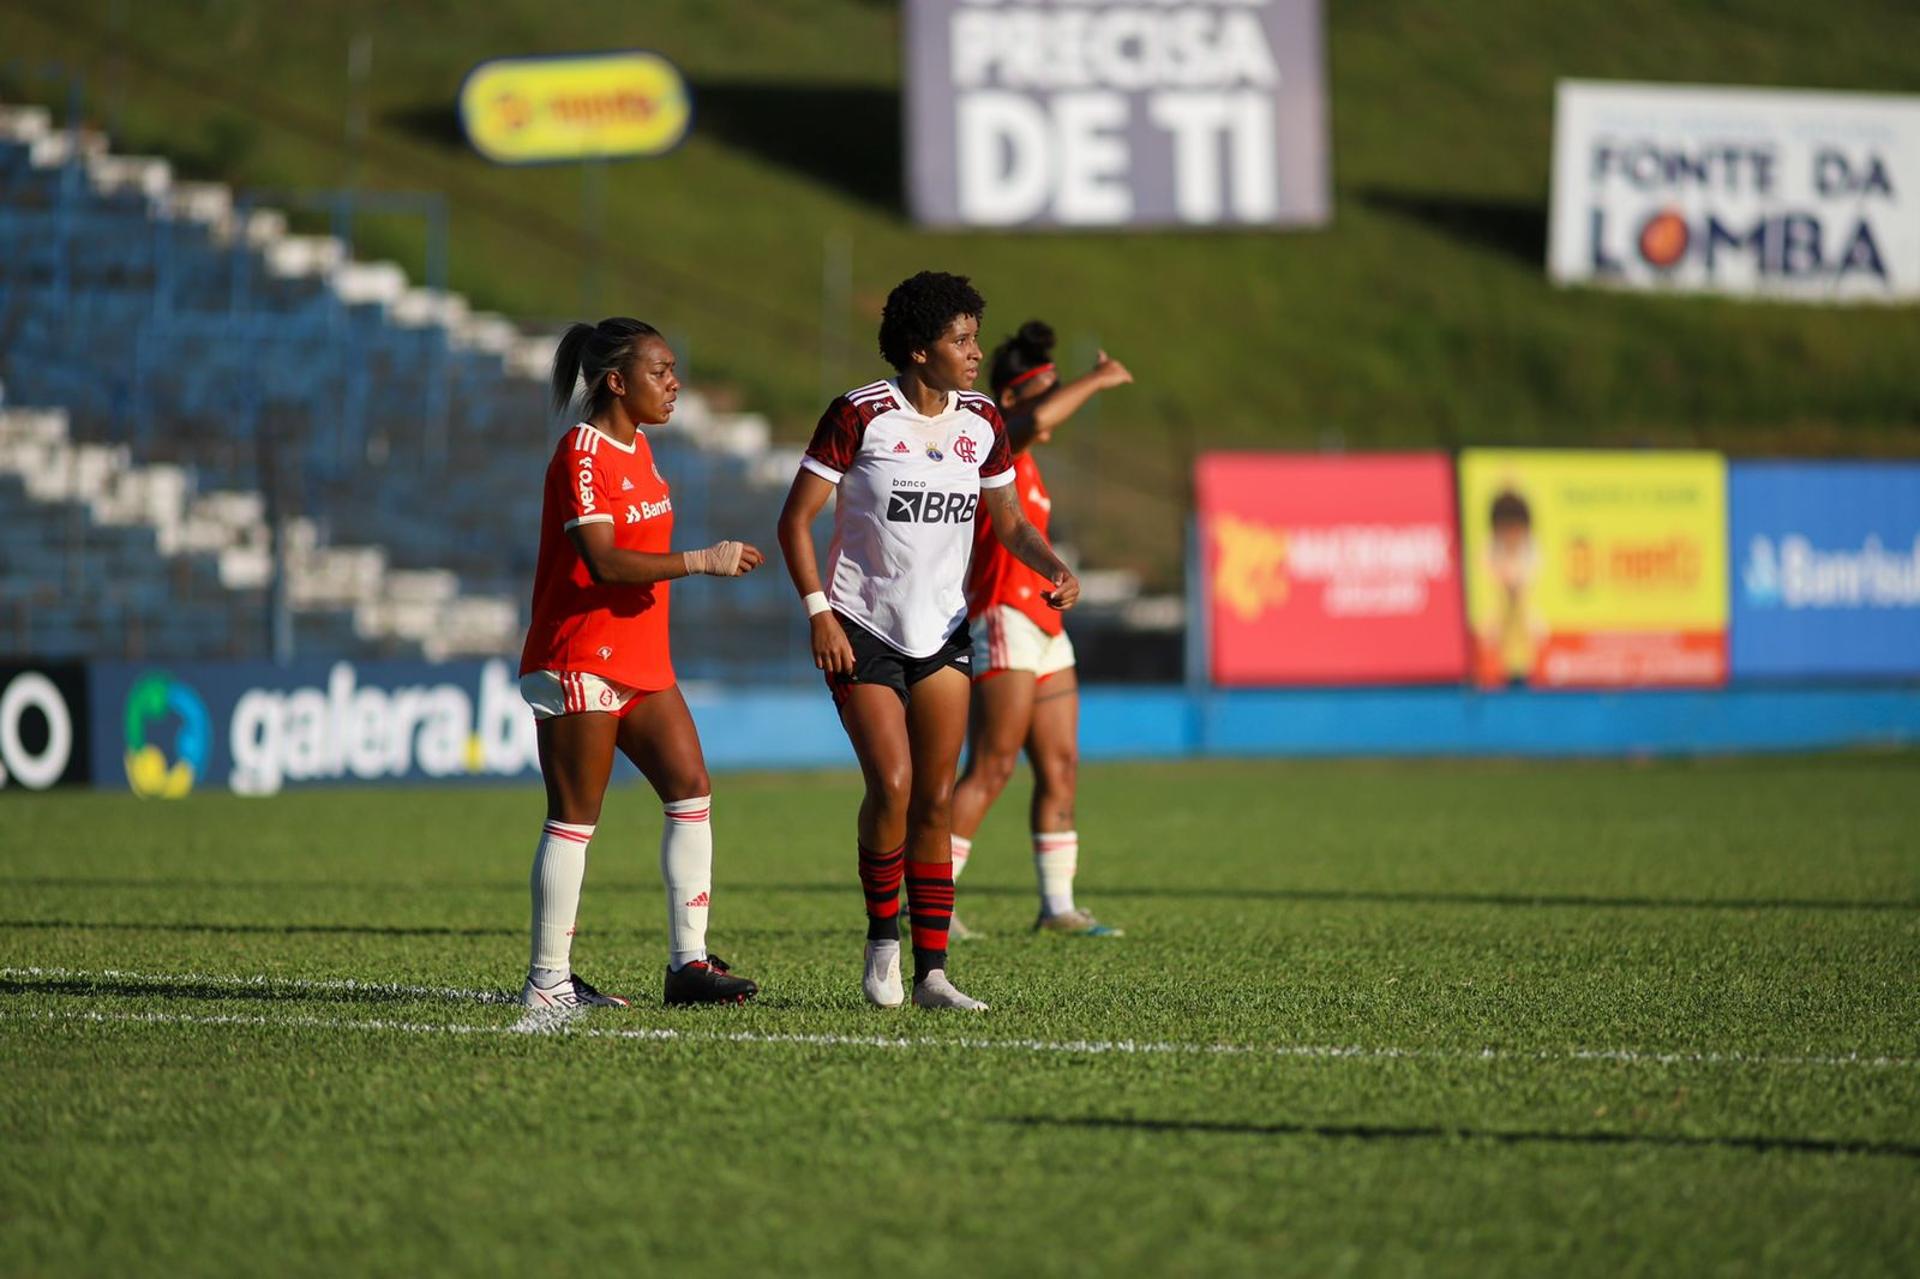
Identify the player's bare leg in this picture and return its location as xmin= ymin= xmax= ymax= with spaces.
xmin=840 ymin=683 xmax=915 ymax=851
xmin=901 ymin=668 xmax=987 ymax=1010
xmin=617 ymin=685 xmax=710 ymax=805
xmin=523 ymin=712 xmax=629 ymax=1012
xmin=619 ymin=686 xmax=756 ymax=1006
xmin=947 ymin=671 xmax=1037 ymax=939
xmin=1025 ymin=669 xmax=1078 ymax=838
xmin=951 ymin=671 xmax=1037 ymax=837
xmin=1026 ymin=671 xmax=1117 ymax=937
xmin=538 ymin=712 xmax=620 ymax=826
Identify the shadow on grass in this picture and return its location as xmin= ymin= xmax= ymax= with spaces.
xmin=0 ymin=976 xmax=503 ymax=1006
xmin=1353 ymin=186 xmax=1548 ymax=268
xmin=690 ymin=79 xmax=904 ymax=214
xmin=0 ymin=917 xmax=843 ymax=940
xmin=753 ymin=884 xmax=1920 ymax=914
xmin=0 ymin=918 xmax=516 ymax=937
xmin=7 ymin=879 xmax=1915 ymax=914
xmin=1005 ymin=1115 xmax=1920 ymax=1160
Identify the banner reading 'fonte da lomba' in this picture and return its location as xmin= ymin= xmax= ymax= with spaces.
xmin=1459 ymin=450 xmax=1728 ymax=689
xmin=1198 ymin=454 xmax=1467 ymax=685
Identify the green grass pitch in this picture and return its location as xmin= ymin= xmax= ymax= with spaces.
xmin=3 ymin=754 xmax=1917 ymax=1276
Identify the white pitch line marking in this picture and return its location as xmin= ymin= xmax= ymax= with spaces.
xmin=0 ymin=968 xmax=1913 ymax=1069
xmin=1 ymin=964 xmax=513 ymax=1005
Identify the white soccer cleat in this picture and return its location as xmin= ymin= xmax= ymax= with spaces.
xmin=863 ymin=939 xmax=905 ymax=1008
xmin=519 ymin=971 xmax=631 ymax=1011
xmin=911 ymin=969 xmax=988 ymax=1012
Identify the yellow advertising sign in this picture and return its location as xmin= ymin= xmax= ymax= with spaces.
xmin=1458 ymin=450 xmax=1728 ymax=688
xmin=459 ymin=52 xmax=691 ymax=165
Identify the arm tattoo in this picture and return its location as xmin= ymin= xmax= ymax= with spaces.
xmin=1008 ymin=514 xmax=1065 ymax=580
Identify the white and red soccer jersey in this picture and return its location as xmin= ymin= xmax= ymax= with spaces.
xmin=966 ymin=450 xmax=1063 ymax=637
xmin=802 ymin=379 xmax=1015 ymax=657
xmin=520 ymin=422 xmax=677 ymax=691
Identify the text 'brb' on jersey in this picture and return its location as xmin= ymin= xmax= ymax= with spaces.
xmin=520 ymin=422 xmax=677 ymax=691
xmin=803 ymin=380 xmax=1015 ymax=658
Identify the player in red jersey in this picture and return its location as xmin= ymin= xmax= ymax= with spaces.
xmin=517 ymin=317 xmax=761 ymax=1012
xmin=776 ymin=273 xmax=1080 ymax=1011
xmin=950 ymin=321 xmax=1133 ymax=938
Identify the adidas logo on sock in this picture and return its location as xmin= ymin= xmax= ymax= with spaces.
xmin=685 ymin=891 xmax=710 ymax=908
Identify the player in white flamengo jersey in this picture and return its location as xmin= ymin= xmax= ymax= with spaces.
xmin=777 ymin=272 xmax=1081 ymax=1011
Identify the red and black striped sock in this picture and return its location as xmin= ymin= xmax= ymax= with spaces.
xmin=905 ymin=860 xmax=955 ymax=981
xmin=858 ymin=843 xmax=905 ymax=941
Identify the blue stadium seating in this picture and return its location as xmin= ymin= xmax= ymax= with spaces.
xmin=0 ymin=109 xmax=820 ymax=677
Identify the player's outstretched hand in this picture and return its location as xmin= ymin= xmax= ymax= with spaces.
xmin=811 ymin=611 xmax=856 ymax=674
xmin=684 ymin=541 xmax=763 ymax=577
xmin=1093 ymin=349 xmax=1133 ymax=389
xmin=1042 ymin=569 xmax=1080 ymax=610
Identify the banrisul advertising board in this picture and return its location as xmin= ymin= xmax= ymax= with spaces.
xmin=903 ymin=0 xmax=1330 ymax=229
xmin=90 ymin=660 xmax=540 ymax=797
xmin=1549 ymin=80 xmax=1920 ymax=303
xmin=1731 ymin=463 xmax=1920 ymax=680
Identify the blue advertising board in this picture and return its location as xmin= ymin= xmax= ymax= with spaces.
xmin=1729 ymin=462 xmax=1920 ymax=680
xmin=91 ymin=659 xmax=543 ymax=797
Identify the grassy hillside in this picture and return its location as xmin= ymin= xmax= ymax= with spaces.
xmin=3 ymin=0 xmax=1917 ymax=580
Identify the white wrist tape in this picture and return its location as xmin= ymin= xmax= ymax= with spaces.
xmin=803 ymin=591 xmax=832 ymax=617
xmin=685 ymin=541 xmax=744 ymax=576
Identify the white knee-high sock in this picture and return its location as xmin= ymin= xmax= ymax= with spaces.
xmin=950 ymin=834 xmax=973 ymax=880
xmin=530 ymin=819 xmax=594 ymax=978
xmin=1033 ymin=830 xmax=1078 ymax=917
xmin=661 ymin=796 xmax=713 ymax=971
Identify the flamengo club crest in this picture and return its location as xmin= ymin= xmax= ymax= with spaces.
xmin=954 ymin=434 xmax=978 ymax=463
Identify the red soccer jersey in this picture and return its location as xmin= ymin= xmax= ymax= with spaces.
xmin=967 ymin=450 xmax=1063 ymax=636
xmin=519 ymin=422 xmax=677 ymax=690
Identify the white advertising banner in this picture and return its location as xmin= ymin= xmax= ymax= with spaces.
xmin=903 ymin=0 xmax=1330 ymax=230
xmin=1549 ymin=80 xmax=1920 ymax=303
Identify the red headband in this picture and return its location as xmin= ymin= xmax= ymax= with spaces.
xmin=1004 ymin=362 xmax=1056 ymax=389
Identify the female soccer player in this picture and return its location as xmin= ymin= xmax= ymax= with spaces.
xmin=948 ymin=321 xmax=1132 ymax=938
xmin=518 ymin=316 xmax=762 ymax=1011
xmin=776 ymin=272 xmax=1080 ymax=1011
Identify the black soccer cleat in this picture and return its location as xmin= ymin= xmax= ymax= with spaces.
xmin=663 ymin=953 xmax=759 ymax=1007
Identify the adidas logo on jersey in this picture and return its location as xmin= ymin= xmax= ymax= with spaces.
xmin=621 ymin=476 xmax=635 ymax=491
xmin=893 ymin=441 xmax=911 ymax=453
xmin=886 ymin=489 xmax=979 ymax=525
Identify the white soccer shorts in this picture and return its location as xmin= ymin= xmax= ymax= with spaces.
xmin=970 ymin=605 xmax=1076 ymax=682
xmin=519 ymin=670 xmax=647 ymax=720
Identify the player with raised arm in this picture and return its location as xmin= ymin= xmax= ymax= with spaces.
xmin=518 ymin=317 xmax=761 ymax=1012
xmin=948 ymin=321 xmax=1132 ymax=938
xmin=776 ymin=273 xmax=1079 ymax=1011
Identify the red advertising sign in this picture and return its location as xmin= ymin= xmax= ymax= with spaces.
xmin=1197 ymin=453 xmax=1468 ymax=685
